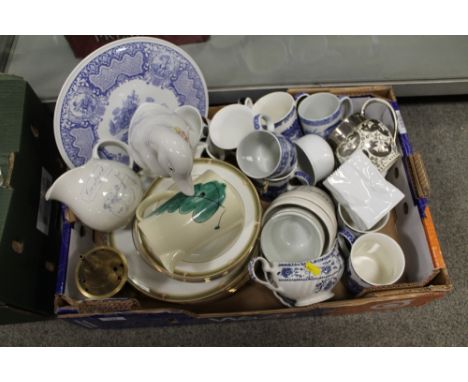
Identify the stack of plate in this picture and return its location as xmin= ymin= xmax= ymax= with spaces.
xmin=110 ymin=159 xmax=262 ymax=304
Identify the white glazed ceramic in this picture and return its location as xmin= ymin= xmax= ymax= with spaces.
xmin=128 ymin=102 xmax=204 ymax=195
xmin=249 ymin=242 xmax=344 ymax=307
xmin=264 ymin=186 xmax=338 ymax=253
xmin=261 ymin=207 xmax=325 ymax=262
xmin=205 ymin=136 xmax=236 ymax=163
xmin=54 ymin=36 xmax=208 ymax=168
xmin=297 ymin=92 xmax=353 ymax=137
xmin=136 ymin=170 xmax=245 ymax=273
xmin=253 ymin=166 xmax=313 ymax=202
xmin=250 ymin=92 xmax=303 ymax=140
xmin=45 ymin=139 xmax=143 ymax=232
xmin=110 ymin=225 xmax=250 ymax=304
xmin=294 ymin=134 xmax=335 ymax=185
xmin=137 ymin=158 xmax=262 ymax=281
xmin=346 ymin=233 xmax=405 ymax=294
xmin=236 ymin=130 xmax=297 ymax=179
xmin=337 ymin=204 xmax=390 ymax=257
xmin=209 ymin=104 xmax=273 ymax=150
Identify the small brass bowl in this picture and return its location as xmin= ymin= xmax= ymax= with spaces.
xmin=76 ymin=246 xmax=128 ymax=299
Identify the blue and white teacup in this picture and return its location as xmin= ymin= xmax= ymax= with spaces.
xmin=337 ymin=204 xmax=390 ymax=257
xmin=297 ymin=92 xmax=353 ymax=138
xmin=248 ymin=242 xmax=344 ymax=307
xmin=253 ymin=167 xmax=313 ymax=202
xmin=245 ymin=92 xmax=304 ymax=141
xmin=236 ymin=129 xmax=297 ymax=180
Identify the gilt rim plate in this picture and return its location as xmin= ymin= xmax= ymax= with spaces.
xmin=54 ymin=36 xmax=209 ymax=168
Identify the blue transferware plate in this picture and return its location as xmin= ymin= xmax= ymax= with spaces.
xmin=54 ymin=37 xmax=208 ymax=168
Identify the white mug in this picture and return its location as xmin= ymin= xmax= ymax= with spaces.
xmin=136 ymin=170 xmax=245 ymax=273
xmin=345 ymin=233 xmax=405 ymax=295
xmin=297 ymin=92 xmax=353 ymax=137
xmin=248 ymin=92 xmax=303 ymax=140
xmin=294 ymin=134 xmax=335 ymax=185
xmin=249 ymin=242 xmax=344 ymax=307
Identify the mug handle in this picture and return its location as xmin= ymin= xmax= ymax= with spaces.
xmin=253 ymin=114 xmax=275 ymax=132
xmin=92 ymin=139 xmax=135 ymax=168
xmin=135 ymin=191 xmax=177 ymax=222
xmin=238 ymin=97 xmax=254 ymax=108
xmin=339 ymin=96 xmax=353 ymax=119
xmin=337 ymin=228 xmax=357 ymax=258
xmin=294 ymin=92 xmax=308 ymax=106
xmin=248 ymin=257 xmax=282 ymax=292
xmin=361 ymin=98 xmax=399 ymax=142
xmin=201 ymin=116 xmax=210 ymax=140
xmin=287 ymin=170 xmax=314 ymax=190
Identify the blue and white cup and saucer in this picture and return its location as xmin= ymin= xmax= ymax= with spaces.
xmin=296 ymin=92 xmax=353 ymax=138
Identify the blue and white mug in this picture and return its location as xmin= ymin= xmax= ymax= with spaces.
xmin=248 ymin=242 xmax=344 ymax=307
xmin=236 ymin=129 xmax=297 ymax=180
xmin=253 ymin=168 xmax=313 ymax=202
xmin=297 ymin=92 xmax=353 ymax=137
xmin=345 ymin=233 xmax=405 ymax=295
xmin=337 ymin=204 xmax=390 ymax=257
xmin=245 ymin=92 xmax=304 ymax=141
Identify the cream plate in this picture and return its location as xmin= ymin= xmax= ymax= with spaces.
xmin=140 ymin=158 xmax=262 ymax=279
xmin=110 ymin=226 xmax=249 ymax=303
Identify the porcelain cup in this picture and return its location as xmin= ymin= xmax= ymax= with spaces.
xmin=249 ymin=242 xmax=344 ymax=307
xmin=236 ymin=129 xmax=297 ymax=180
xmin=294 ymin=134 xmax=335 ymax=185
xmin=261 ymin=207 xmax=325 ymax=262
xmin=136 ymin=170 xmax=245 ymax=273
xmin=345 ymin=232 xmax=405 ymax=294
xmin=247 ymin=92 xmax=303 ymax=140
xmin=209 ymin=103 xmax=274 ymax=151
xmin=337 ymin=204 xmax=390 ymax=257
xmin=252 ymin=167 xmax=313 ymax=202
xmin=297 ymin=92 xmax=353 ymax=137
xmin=205 ymin=136 xmax=237 ymax=164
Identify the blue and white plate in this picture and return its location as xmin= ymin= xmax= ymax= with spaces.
xmin=54 ymin=37 xmax=209 ymax=168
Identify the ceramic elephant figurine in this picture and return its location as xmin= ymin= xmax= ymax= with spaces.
xmin=128 ymin=103 xmax=204 ymax=195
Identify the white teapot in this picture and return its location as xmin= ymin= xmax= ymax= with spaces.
xmin=128 ymin=103 xmax=204 ymax=195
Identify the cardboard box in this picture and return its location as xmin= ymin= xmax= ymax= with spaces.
xmin=54 ymin=85 xmax=452 ymax=329
xmin=0 ymin=75 xmax=65 ymax=324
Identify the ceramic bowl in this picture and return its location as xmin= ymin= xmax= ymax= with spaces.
xmin=261 ymin=207 xmax=325 ymax=262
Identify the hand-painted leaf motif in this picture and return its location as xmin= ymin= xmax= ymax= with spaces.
xmin=153 ymin=181 xmax=226 ymax=228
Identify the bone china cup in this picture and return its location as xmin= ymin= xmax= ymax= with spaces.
xmin=346 ymin=232 xmax=405 ymax=294
xmin=251 ymin=92 xmax=303 ymax=140
xmin=249 ymin=242 xmax=344 ymax=307
xmin=297 ymin=92 xmax=353 ymax=137
xmin=236 ymin=130 xmax=296 ymax=180
xmin=136 ymin=170 xmax=245 ymax=274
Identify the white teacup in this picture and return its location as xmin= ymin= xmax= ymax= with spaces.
xmin=294 ymin=134 xmax=335 ymax=185
xmin=261 ymin=207 xmax=325 ymax=262
xmin=249 ymin=242 xmax=344 ymax=307
xmin=346 ymin=233 xmax=405 ymax=294
xmin=249 ymin=92 xmax=303 ymax=140
xmin=209 ymin=104 xmax=273 ymax=151
xmin=136 ymin=170 xmax=245 ymax=273
xmin=297 ymin=92 xmax=353 ymax=137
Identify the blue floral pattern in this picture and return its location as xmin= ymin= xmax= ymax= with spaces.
xmin=57 ymin=38 xmax=208 ymax=167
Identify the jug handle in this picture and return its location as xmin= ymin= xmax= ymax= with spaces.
xmin=361 ymin=98 xmax=399 ymax=143
xmin=92 ymin=139 xmax=135 ymax=168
